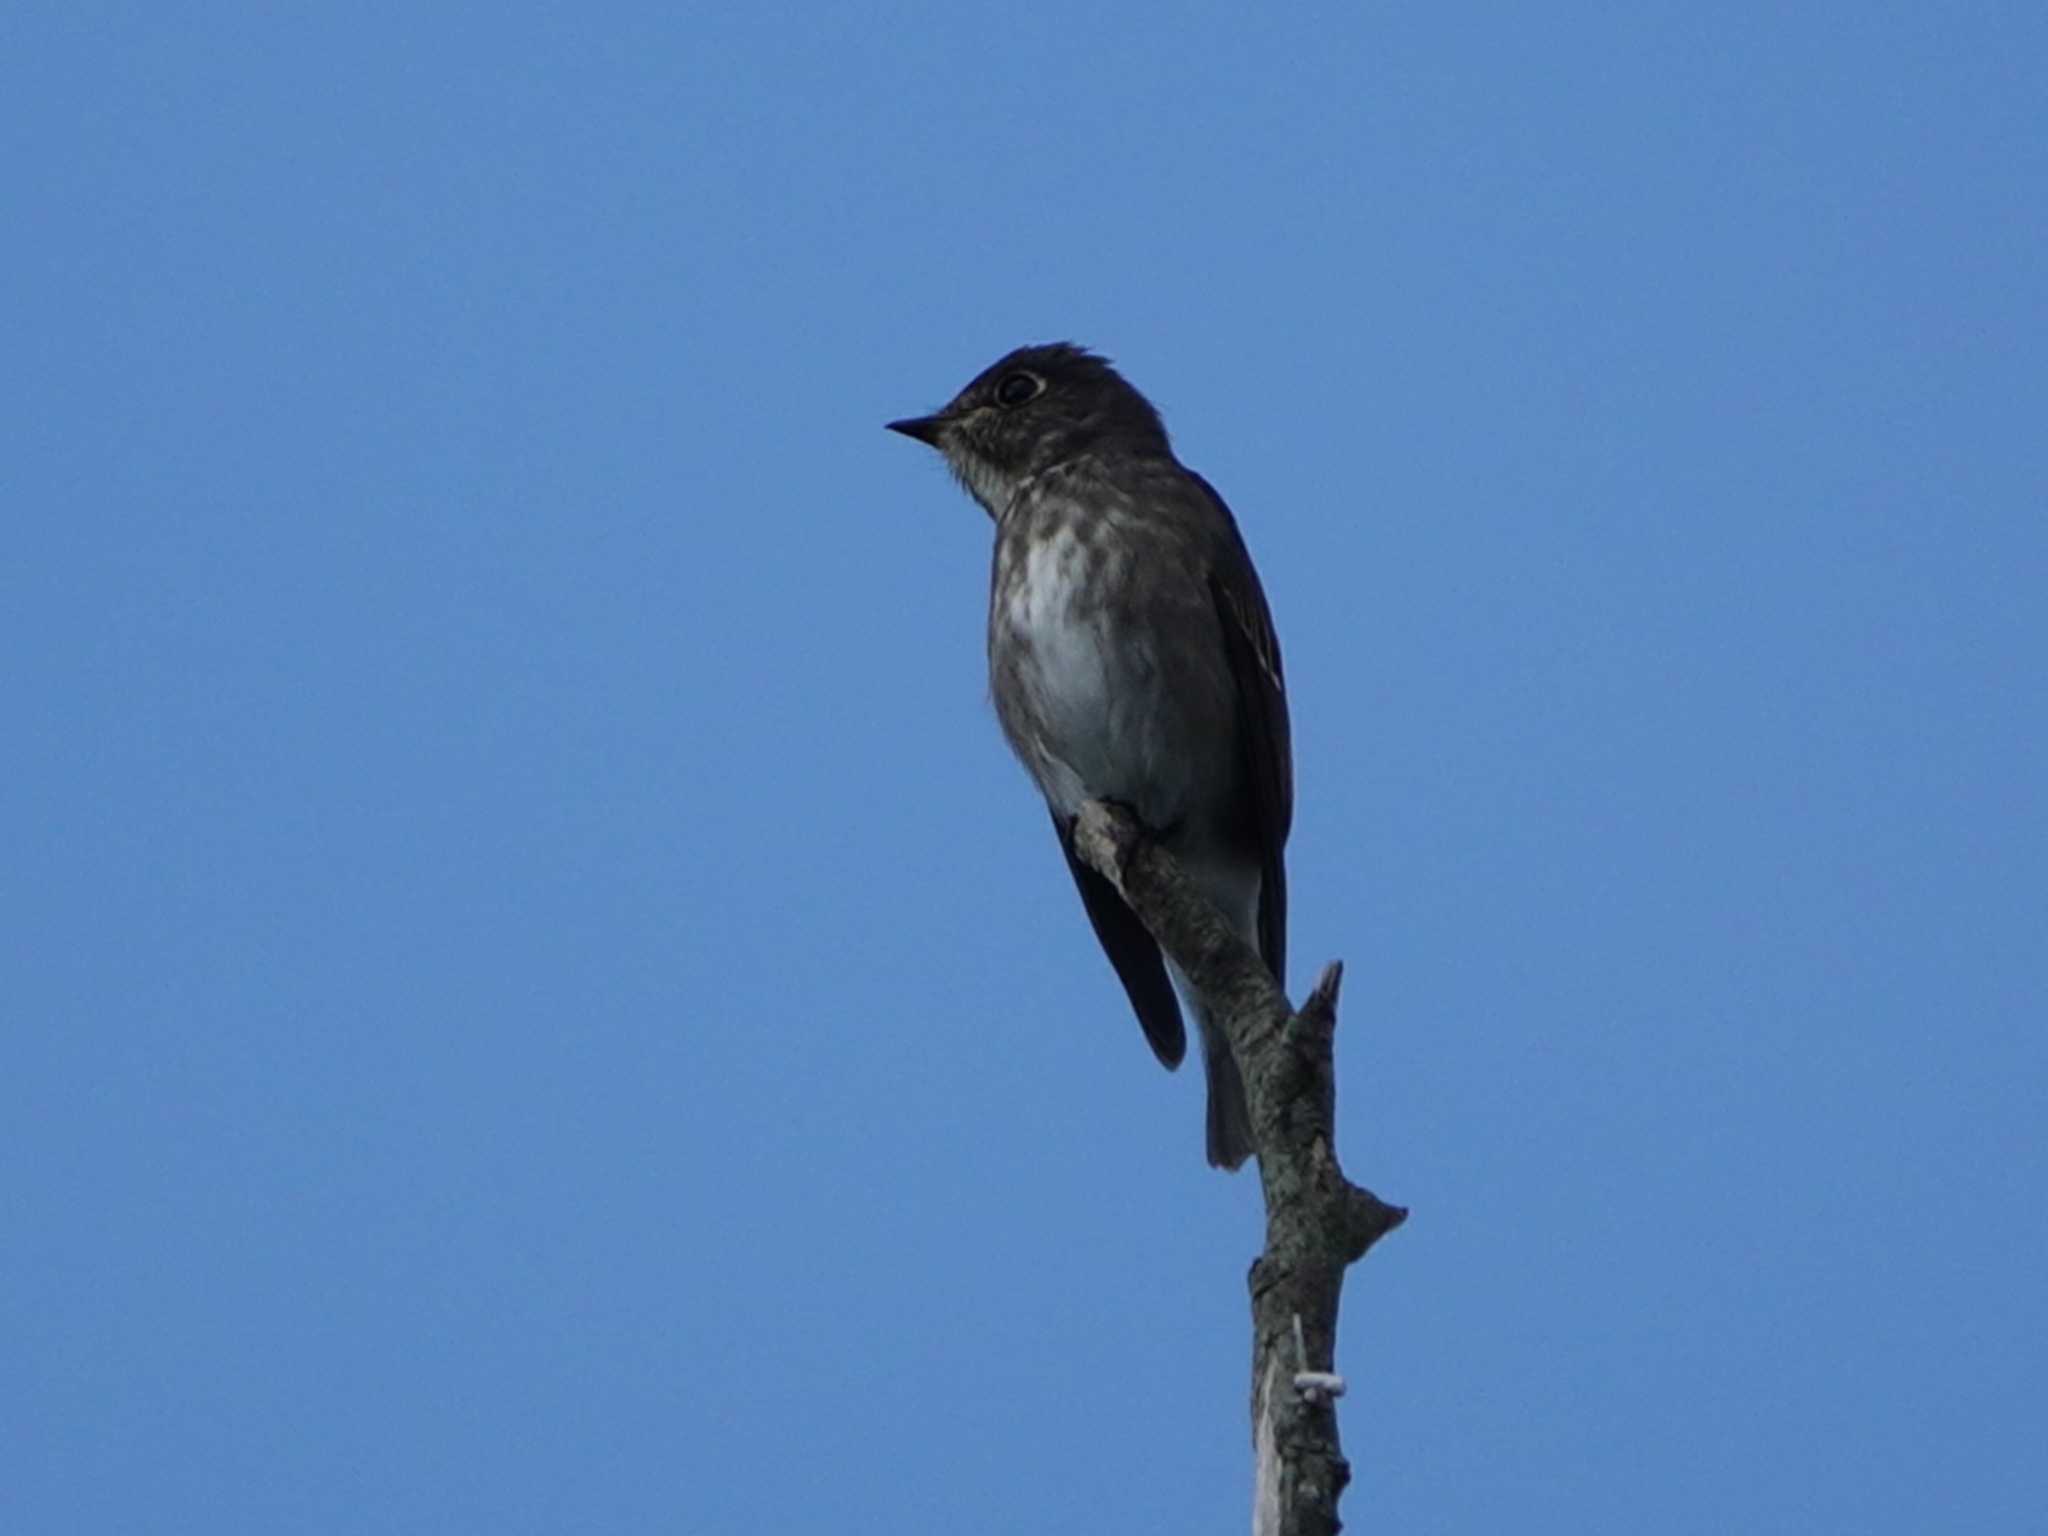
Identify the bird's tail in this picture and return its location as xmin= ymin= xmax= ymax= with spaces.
xmin=1202 ymin=1022 xmax=1254 ymax=1171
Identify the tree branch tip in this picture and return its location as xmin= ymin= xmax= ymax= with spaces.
xmin=1069 ymin=800 xmax=1138 ymax=888
xmin=1342 ymin=1191 xmax=1409 ymax=1260
xmin=1310 ymin=960 xmax=1344 ymax=1007
xmin=1296 ymin=960 xmax=1344 ymax=1032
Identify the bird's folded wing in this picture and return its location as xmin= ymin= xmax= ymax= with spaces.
xmin=1052 ymin=812 xmax=1187 ymax=1070
xmin=1192 ymin=473 xmax=1294 ymax=987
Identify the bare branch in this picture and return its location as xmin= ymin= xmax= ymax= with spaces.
xmin=1070 ymin=800 xmax=1406 ymax=1536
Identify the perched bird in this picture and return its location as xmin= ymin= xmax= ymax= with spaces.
xmin=888 ymin=343 xmax=1292 ymax=1169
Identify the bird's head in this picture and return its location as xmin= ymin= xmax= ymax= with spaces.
xmin=887 ymin=342 xmax=1170 ymax=517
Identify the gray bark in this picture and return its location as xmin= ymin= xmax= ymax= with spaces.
xmin=1069 ymin=801 xmax=1406 ymax=1536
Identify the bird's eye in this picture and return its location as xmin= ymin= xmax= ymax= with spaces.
xmin=993 ymin=372 xmax=1043 ymax=408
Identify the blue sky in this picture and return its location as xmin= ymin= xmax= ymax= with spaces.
xmin=5 ymin=4 xmax=2043 ymax=1531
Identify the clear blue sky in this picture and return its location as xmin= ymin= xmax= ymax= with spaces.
xmin=5 ymin=5 xmax=2043 ymax=1531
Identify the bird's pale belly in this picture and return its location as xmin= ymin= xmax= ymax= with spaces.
xmin=994 ymin=540 xmax=1222 ymax=829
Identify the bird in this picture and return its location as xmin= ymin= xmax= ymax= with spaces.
xmin=887 ymin=343 xmax=1292 ymax=1169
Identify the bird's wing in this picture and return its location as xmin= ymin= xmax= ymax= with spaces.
xmin=1052 ymin=812 xmax=1187 ymax=1070
xmin=1191 ymin=472 xmax=1293 ymax=987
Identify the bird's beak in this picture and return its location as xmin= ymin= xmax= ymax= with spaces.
xmin=885 ymin=413 xmax=949 ymax=447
